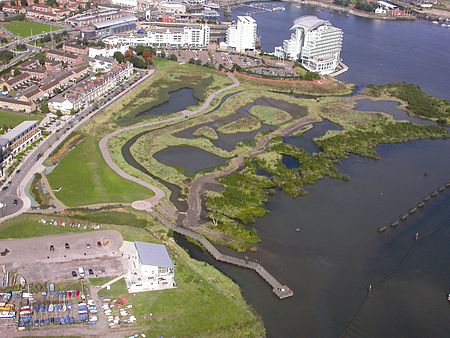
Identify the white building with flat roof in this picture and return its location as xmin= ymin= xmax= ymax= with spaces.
xmin=226 ymin=16 xmax=257 ymax=52
xmin=111 ymin=0 xmax=138 ymax=7
xmin=124 ymin=241 xmax=176 ymax=293
xmin=274 ymin=16 xmax=343 ymax=75
xmin=103 ymin=24 xmax=210 ymax=47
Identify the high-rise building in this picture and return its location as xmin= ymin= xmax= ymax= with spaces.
xmin=275 ymin=16 xmax=343 ymax=75
xmin=226 ymin=16 xmax=257 ymax=52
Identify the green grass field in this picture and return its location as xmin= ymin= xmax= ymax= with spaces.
xmin=2 ymin=21 xmax=60 ymax=38
xmin=0 ymin=111 xmax=43 ymax=130
xmin=47 ymin=134 xmax=152 ymax=207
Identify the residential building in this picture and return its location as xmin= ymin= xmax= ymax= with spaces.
xmin=48 ymin=62 xmax=133 ymax=114
xmin=1 ymin=73 xmax=33 ymax=92
xmin=0 ymin=97 xmax=36 ymax=113
xmin=46 ymin=49 xmax=85 ymax=65
xmin=103 ymin=23 xmax=210 ymax=47
xmin=63 ymin=42 xmax=89 ymax=55
xmin=26 ymin=4 xmax=71 ymax=21
xmin=226 ymin=16 xmax=257 ymax=53
xmin=274 ymin=16 xmax=343 ymax=75
xmin=88 ymin=45 xmax=131 ymax=58
xmin=89 ymin=56 xmax=118 ymax=72
xmin=124 ymin=241 xmax=176 ymax=293
xmin=0 ymin=120 xmax=41 ymax=180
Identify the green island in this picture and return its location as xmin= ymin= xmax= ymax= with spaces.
xmin=249 ymin=105 xmax=293 ymax=125
xmin=2 ymin=20 xmax=60 ymax=38
xmin=367 ymin=82 xmax=450 ymax=124
xmin=192 ymin=126 xmax=219 ymax=140
xmin=218 ymin=116 xmax=262 ymax=134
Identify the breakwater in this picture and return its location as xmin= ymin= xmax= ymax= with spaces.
xmin=377 ymin=181 xmax=450 ymax=233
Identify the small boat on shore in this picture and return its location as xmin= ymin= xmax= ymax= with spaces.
xmin=19 ymin=277 xmax=26 ymax=287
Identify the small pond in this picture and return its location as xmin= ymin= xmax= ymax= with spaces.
xmin=283 ymin=120 xmax=343 ymax=153
xmin=153 ymin=146 xmax=227 ymax=174
xmin=282 ymin=155 xmax=301 ymax=169
xmin=136 ymin=88 xmax=198 ymax=118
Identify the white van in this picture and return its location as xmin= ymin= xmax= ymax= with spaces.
xmin=78 ymin=267 xmax=86 ymax=279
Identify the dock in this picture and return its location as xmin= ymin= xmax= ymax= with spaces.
xmin=150 ymin=210 xmax=293 ymax=299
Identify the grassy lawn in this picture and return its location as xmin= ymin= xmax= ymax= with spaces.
xmin=47 ymin=134 xmax=152 ymax=207
xmin=0 ymin=111 xmax=43 ymax=130
xmin=249 ymin=105 xmax=293 ymax=125
xmin=2 ymin=20 xmax=60 ymax=38
xmin=193 ymin=126 xmax=218 ymax=140
xmin=0 ymin=213 xmax=265 ymax=337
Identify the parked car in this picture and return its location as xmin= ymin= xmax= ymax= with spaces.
xmin=49 ymin=245 xmax=54 ymax=252
xmin=71 ymin=271 xmax=77 ymax=278
xmin=88 ymin=269 xmax=94 ymax=276
xmin=13 ymin=199 xmax=18 ymax=205
xmin=65 ymin=243 xmax=70 ymax=249
xmin=85 ymin=242 xmax=91 ymax=249
xmin=15 ymin=170 xmax=21 ymax=174
xmin=1 ymin=186 xmax=7 ymax=191
xmin=97 ymin=241 xmax=102 ymax=248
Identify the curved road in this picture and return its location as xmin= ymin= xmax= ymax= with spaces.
xmin=99 ymin=72 xmax=240 ymax=210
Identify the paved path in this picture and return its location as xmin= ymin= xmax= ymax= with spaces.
xmin=99 ymin=72 xmax=240 ymax=210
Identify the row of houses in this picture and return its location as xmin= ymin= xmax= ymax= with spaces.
xmin=48 ymin=62 xmax=133 ymax=114
xmin=2 ymin=0 xmax=87 ymax=21
xmin=0 ymin=120 xmax=41 ymax=180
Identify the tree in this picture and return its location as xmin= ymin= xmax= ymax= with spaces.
xmin=13 ymin=69 xmax=21 ymax=76
xmin=128 ymin=56 xmax=147 ymax=69
xmin=55 ymin=109 xmax=62 ymax=117
xmin=188 ymin=58 xmax=196 ymax=64
xmin=20 ymin=0 xmax=27 ymax=6
xmin=113 ymin=51 xmax=124 ymax=63
xmin=33 ymin=0 xmax=39 ymax=3
xmin=160 ymin=51 xmax=166 ymax=58
xmin=135 ymin=45 xmax=145 ymax=56
xmin=35 ymin=52 xmax=46 ymax=65
xmin=142 ymin=48 xmax=153 ymax=64
xmin=168 ymin=54 xmax=177 ymax=62
xmin=124 ymin=48 xmax=134 ymax=58
xmin=40 ymin=102 xmax=49 ymax=114
xmin=46 ymin=0 xmax=59 ymax=7
xmin=10 ymin=1 xmax=15 ymax=7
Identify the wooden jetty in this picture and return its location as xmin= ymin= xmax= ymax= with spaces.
xmin=150 ymin=210 xmax=293 ymax=299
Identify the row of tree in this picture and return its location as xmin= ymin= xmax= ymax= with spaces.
xmin=112 ymin=45 xmax=154 ymax=69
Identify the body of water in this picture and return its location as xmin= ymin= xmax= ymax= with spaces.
xmin=136 ymin=88 xmax=198 ymax=118
xmin=233 ymin=2 xmax=450 ymax=99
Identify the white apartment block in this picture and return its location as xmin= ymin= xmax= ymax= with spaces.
xmin=226 ymin=16 xmax=257 ymax=53
xmin=103 ymin=24 xmax=210 ymax=47
xmin=124 ymin=241 xmax=176 ymax=293
xmin=275 ymin=16 xmax=343 ymax=75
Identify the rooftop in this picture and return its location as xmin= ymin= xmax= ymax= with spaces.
xmin=1 ymin=120 xmax=38 ymax=141
xmin=134 ymin=242 xmax=174 ymax=269
xmin=291 ymin=16 xmax=329 ymax=32
xmin=93 ymin=15 xmax=138 ymax=30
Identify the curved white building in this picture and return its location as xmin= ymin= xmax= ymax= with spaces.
xmin=275 ymin=16 xmax=343 ymax=75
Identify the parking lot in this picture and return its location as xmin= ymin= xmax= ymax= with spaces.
xmin=0 ymin=230 xmax=126 ymax=282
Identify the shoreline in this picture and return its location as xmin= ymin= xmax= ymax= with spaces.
xmin=231 ymin=0 xmax=417 ymax=20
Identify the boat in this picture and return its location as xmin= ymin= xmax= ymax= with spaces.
xmin=0 ymin=311 xmax=16 ymax=319
xmin=19 ymin=277 xmax=26 ymax=287
xmin=432 ymin=20 xmax=439 ymax=24
xmin=448 ymin=293 xmax=450 ymax=302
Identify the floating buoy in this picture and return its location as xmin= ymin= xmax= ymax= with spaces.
xmin=424 ymin=172 xmax=430 ymax=177
xmin=417 ymin=202 xmax=425 ymax=208
xmin=390 ymin=221 xmax=399 ymax=228
xmin=400 ymin=214 xmax=408 ymax=221
xmin=424 ymin=196 xmax=431 ymax=202
xmin=445 ymin=182 xmax=450 ymax=188
xmin=295 ymin=228 xmax=300 ymax=232
xmin=431 ymin=191 xmax=438 ymax=197
xmin=438 ymin=186 xmax=445 ymax=192
xmin=409 ymin=208 xmax=417 ymax=214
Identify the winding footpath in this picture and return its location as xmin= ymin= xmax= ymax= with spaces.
xmin=99 ymin=72 xmax=241 ymax=210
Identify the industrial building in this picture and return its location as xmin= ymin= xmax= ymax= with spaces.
xmin=81 ymin=15 xmax=138 ymax=40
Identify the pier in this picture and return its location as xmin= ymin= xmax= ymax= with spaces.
xmin=150 ymin=210 xmax=293 ymax=299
